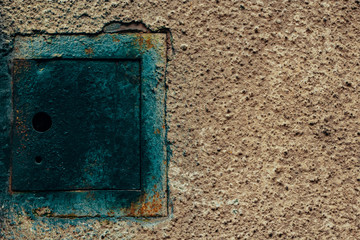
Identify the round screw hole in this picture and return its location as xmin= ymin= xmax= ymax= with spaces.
xmin=35 ymin=156 xmax=42 ymax=164
xmin=32 ymin=112 xmax=52 ymax=132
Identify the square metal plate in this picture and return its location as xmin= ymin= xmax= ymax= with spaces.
xmin=3 ymin=33 xmax=168 ymax=217
xmin=12 ymin=59 xmax=141 ymax=191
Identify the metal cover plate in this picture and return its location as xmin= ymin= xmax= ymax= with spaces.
xmin=12 ymin=59 xmax=141 ymax=191
xmin=4 ymin=33 xmax=168 ymax=217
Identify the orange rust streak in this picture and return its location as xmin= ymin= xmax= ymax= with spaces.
xmin=132 ymin=34 xmax=155 ymax=51
xmin=107 ymin=210 xmax=115 ymax=217
xmin=145 ymin=37 xmax=154 ymax=50
xmin=138 ymin=35 xmax=144 ymax=49
xmin=139 ymin=192 xmax=162 ymax=216
xmin=112 ymin=35 xmax=120 ymax=42
xmin=13 ymin=60 xmax=31 ymax=81
xmin=128 ymin=193 xmax=162 ymax=217
xmin=128 ymin=202 xmax=137 ymax=216
xmin=126 ymin=192 xmax=164 ymax=217
xmin=84 ymin=48 xmax=94 ymax=55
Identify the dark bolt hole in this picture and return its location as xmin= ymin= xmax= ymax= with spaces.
xmin=35 ymin=156 xmax=42 ymax=164
xmin=32 ymin=112 xmax=52 ymax=132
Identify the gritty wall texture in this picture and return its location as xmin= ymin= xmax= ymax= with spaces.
xmin=1 ymin=0 xmax=360 ymax=239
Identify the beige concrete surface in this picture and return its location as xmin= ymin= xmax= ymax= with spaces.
xmin=1 ymin=0 xmax=359 ymax=239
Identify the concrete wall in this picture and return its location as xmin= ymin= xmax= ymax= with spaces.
xmin=1 ymin=0 xmax=359 ymax=238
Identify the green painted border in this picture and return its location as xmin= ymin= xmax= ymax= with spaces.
xmin=1 ymin=33 xmax=167 ymax=218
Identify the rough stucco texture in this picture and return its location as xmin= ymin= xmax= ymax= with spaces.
xmin=1 ymin=0 xmax=360 ymax=239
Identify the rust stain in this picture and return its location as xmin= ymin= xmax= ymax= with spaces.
xmin=154 ymin=128 xmax=161 ymax=135
xmin=84 ymin=48 xmax=94 ymax=55
xmin=15 ymin=109 xmax=29 ymax=145
xmin=133 ymin=34 xmax=155 ymax=51
xmin=125 ymin=182 xmax=164 ymax=217
xmin=128 ymin=202 xmax=137 ymax=216
xmin=11 ymin=108 xmax=29 ymax=194
xmin=126 ymin=192 xmax=163 ymax=217
xmin=139 ymin=192 xmax=162 ymax=216
xmin=143 ymin=35 xmax=155 ymax=50
xmin=112 ymin=35 xmax=120 ymax=42
xmin=137 ymin=34 xmax=144 ymax=49
xmin=107 ymin=210 xmax=115 ymax=217
xmin=13 ymin=60 xmax=31 ymax=80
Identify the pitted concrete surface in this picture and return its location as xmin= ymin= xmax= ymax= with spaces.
xmin=1 ymin=0 xmax=360 ymax=239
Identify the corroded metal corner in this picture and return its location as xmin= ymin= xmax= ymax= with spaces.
xmin=1 ymin=33 xmax=168 ymax=219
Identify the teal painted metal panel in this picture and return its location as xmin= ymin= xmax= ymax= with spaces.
xmin=12 ymin=59 xmax=141 ymax=191
xmin=0 ymin=33 xmax=168 ymax=218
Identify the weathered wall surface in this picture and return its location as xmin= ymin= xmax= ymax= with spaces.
xmin=1 ymin=0 xmax=360 ymax=239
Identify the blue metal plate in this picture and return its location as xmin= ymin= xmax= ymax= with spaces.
xmin=1 ymin=33 xmax=168 ymax=217
xmin=12 ymin=59 xmax=141 ymax=191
